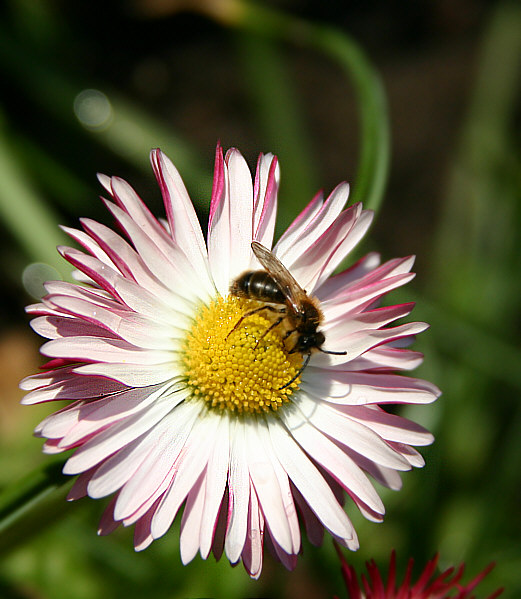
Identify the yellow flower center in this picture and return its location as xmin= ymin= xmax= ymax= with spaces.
xmin=182 ymin=296 xmax=303 ymax=414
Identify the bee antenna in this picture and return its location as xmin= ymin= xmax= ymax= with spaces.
xmin=278 ymin=353 xmax=311 ymax=390
xmin=318 ymin=347 xmax=347 ymax=356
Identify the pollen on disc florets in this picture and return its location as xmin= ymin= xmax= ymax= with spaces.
xmin=182 ymin=296 xmax=302 ymax=414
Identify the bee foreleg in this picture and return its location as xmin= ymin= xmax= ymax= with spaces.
xmin=226 ymin=305 xmax=284 ymax=341
xmin=278 ymin=353 xmax=311 ymax=390
xmin=254 ymin=316 xmax=284 ymax=349
xmin=288 ymin=339 xmax=301 ymax=353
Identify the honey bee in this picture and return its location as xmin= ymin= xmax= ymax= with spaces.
xmin=229 ymin=241 xmax=347 ymax=389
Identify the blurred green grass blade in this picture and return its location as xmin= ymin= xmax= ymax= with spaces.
xmin=0 ymin=112 xmax=70 ymax=276
xmin=462 ymin=1 xmax=521 ymax=163
xmin=223 ymin=0 xmax=390 ymax=213
xmin=431 ymin=1 xmax=521 ymax=321
xmin=308 ymin=26 xmax=390 ymax=212
xmin=412 ymin=293 xmax=521 ymax=391
xmin=0 ymin=456 xmax=70 ymax=554
xmin=236 ymin=32 xmax=318 ymax=231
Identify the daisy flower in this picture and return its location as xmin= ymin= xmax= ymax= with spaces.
xmin=334 ymin=547 xmax=503 ymax=599
xmin=21 ymin=145 xmax=440 ymax=578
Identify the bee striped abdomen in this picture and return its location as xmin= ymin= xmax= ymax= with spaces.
xmin=230 ymin=271 xmax=286 ymax=304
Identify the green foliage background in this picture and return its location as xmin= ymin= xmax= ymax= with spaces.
xmin=0 ymin=1 xmax=519 ymax=597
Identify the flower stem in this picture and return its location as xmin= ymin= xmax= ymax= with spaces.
xmin=0 ymin=456 xmax=70 ymax=554
xmin=220 ymin=0 xmax=390 ymax=213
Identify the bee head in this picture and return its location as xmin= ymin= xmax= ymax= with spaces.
xmin=294 ymin=331 xmax=325 ymax=353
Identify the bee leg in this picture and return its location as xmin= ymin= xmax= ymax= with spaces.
xmin=287 ymin=338 xmax=301 ymax=353
xmin=278 ymin=353 xmax=311 ymax=390
xmin=254 ymin=316 xmax=284 ymax=349
xmin=278 ymin=328 xmax=297 ymax=352
xmin=226 ymin=305 xmax=282 ymax=340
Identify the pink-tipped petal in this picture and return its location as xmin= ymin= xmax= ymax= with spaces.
xmin=150 ymin=149 xmax=209 ymax=277
xmin=253 ymin=153 xmax=279 ymax=247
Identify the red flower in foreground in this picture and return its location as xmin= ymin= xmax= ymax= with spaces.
xmin=335 ymin=546 xmax=503 ymax=599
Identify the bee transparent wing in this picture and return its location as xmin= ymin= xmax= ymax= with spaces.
xmin=251 ymin=241 xmax=307 ymax=311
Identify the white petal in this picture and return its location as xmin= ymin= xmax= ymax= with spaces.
xmin=347 ymin=346 xmax=425 ymax=372
xmin=108 ymin=176 xmax=173 ymax=251
xmin=199 ymin=416 xmax=230 ymax=559
xmin=324 ymin=303 xmax=415 ymax=336
xmin=390 ymin=442 xmax=426 ymax=467
xmin=36 ymin=401 xmax=82 ymax=438
xmin=60 ymin=247 xmax=195 ymax=324
xmin=31 ymin=314 xmax=117 ymax=342
xmin=296 ymin=395 xmax=410 ymax=471
xmin=314 ymin=252 xmax=381 ymax=300
xmin=280 ymin=406 xmax=384 ymax=515
xmin=320 ymin=256 xmax=415 ymax=311
xmin=253 ymin=153 xmax=279 ymax=248
xmin=38 ymin=383 xmax=160 ymax=441
xmin=342 ymin=405 xmax=434 ymax=446
xmin=224 ymin=420 xmax=250 ymax=563
xmin=42 ymin=296 xmax=180 ymax=350
xmin=21 ymin=373 xmax=122 ymax=404
xmin=87 ymin=432 xmax=154 ymax=498
xmin=97 ymin=496 xmax=120 ymax=536
xmin=104 ymin=200 xmax=213 ymax=303
xmin=256 ymin=422 xmax=300 ymax=553
xmin=42 ymin=336 xmax=176 ymax=365
xmin=268 ymin=421 xmax=355 ymax=542
xmin=151 ymin=150 xmax=210 ymax=277
xmin=150 ymin=412 xmax=220 ymax=540
xmin=80 ymin=217 xmax=190 ymax=308
xmin=63 ymin=384 xmax=187 ymax=474
xmin=67 ymin=468 xmax=95 ymax=500
xmin=180 ymin=472 xmax=206 ymax=564
xmin=241 ymin=486 xmax=264 ymax=579
xmin=313 ymin=322 xmax=430 ymax=367
xmin=61 ymin=225 xmax=118 ymax=270
xmin=281 ymin=203 xmax=370 ymax=292
xmin=276 ymin=184 xmax=349 ymax=262
xmin=303 ymin=370 xmax=440 ymax=406
xmin=114 ymin=401 xmax=203 ymax=520
xmin=225 ymin=149 xmax=255 ymax=279
xmin=72 ymin=363 xmax=179 ymax=387
xmin=133 ymin=500 xmax=159 ymax=551
xmin=292 ymin=485 xmax=324 ymax=546
xmin=246 ymin=420 xmax=293 ymax=554
xmin=207 ymin=153 xmax=231 ymax=295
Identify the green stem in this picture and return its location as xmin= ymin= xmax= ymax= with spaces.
xmin=236 ymin=31 xmax=319 ymax=233
xmin=227 ymin=0 xmax=390 ymax=213
xmin=0 ymin=456 xmax=70 ymax=554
